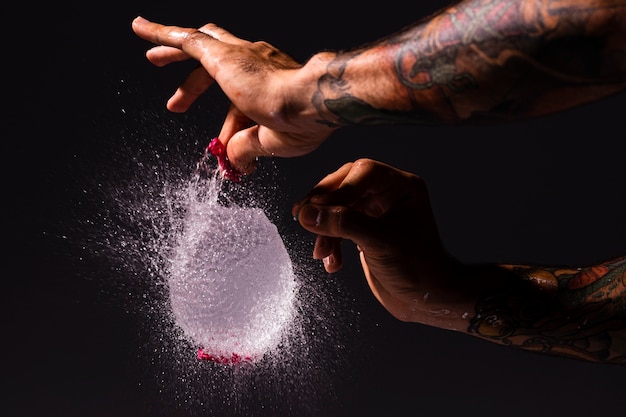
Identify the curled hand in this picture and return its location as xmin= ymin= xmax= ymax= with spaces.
xmin=292 ymin=159 xmax=466 ymax=324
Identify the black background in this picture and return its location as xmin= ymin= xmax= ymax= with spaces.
xmin=4 ymin=1 xmax=625 ymax=416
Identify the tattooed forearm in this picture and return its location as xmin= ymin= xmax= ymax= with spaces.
xmin=468 ymin=256 xmax=626 ymax=364
xmin=314 ymin=0 xmax=626 ymax=126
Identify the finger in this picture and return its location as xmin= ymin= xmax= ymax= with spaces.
xmin=313 ymin=235 xmax=339 ymax=259
xmin=197 ymin=23 xmax=249 ymax=46
xmin=134 ymin=18 xmax=246 ymax=68
xmin=308 ymin=162 xmax=354 ymax=195
xmin=222 ymin=125 xmax=284 ymax=174
xmin=312 ymin=235 xmax=344 ymax=273
xmin=308 ymin=159 xmax=383 ymax=199
xmin=309 ymin=159 xmax=420 ymax=217
xmin=145 ymin=45 xmax=191 ymax=67
xmin=133 ymin=17 xmax=231 ymax=74
xmin=214 ymin=105 xmax=267 ymax=174
xmin=218 ymin=104 xmax=255 ymax=143
xmin=167 ymin=66 xmax=215 ymax=113
xmin=296 ymin=203 xmax=385 ymax=248
xmin=309 ymin=159 xmax=398 ymax=207
xmin=323 ymin=237 xmax=343 ymax=273
xmin=132 ymin=16 xmax=198 ymax=48
xmin=290 ymin=163 xmax=354 ymax=217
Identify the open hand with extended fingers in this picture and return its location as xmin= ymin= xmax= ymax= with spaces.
xmin=132 ymin=16 xmax=338 ymax=175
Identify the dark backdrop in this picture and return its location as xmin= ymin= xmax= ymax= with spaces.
xmin=4 ymin=2 xmax=625 ymax=416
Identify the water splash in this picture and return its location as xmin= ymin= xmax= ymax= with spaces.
xmin=167 ymin=170 xmax=298 ymax=364
xmin=55 ymin=96 xmax=359 ymax=415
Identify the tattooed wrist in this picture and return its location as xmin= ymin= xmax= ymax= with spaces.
xmin=468 ymin=257 xmax=626 ymax=364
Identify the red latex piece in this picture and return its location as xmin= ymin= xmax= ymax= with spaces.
xmin=207 ymin=137 xmax=243 ymax=182
xmin=197 ymin=347 xmax=253 ymax=364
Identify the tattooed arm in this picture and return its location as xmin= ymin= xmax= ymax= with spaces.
xmin=134 ymin=3 xmax=626 ymax=363
xmin=468 ymin=257 xmax=626 ymax=364
xmin=133 ymin=0 xmax=626 ymax=171
xmin=311 ymin=0 xmax=626 ymax=125
xmin=292 ymin=159 xmax=626 ymax=365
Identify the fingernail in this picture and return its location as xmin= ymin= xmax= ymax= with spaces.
xmin=297 ymin=205 xmax=321 ymax=227
xmin=323 ymin=255 xmax=334 ymax=267
xmin=292 ymin=204 xmax=303 ymax=221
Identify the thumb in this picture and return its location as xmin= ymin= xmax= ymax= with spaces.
xmin=218 ymin=107 xmax=268 ymax=175
xmin=296 ymin=203 xmax=386 ymax=249
xmin=224 ymin=125 xmax=271 ymax=174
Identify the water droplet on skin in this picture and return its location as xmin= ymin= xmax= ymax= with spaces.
xmin=428 ymin=309 xmax=450 ymax=317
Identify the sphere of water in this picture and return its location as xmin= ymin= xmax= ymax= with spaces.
xmin=168 ymin=183 xmax=298 ymax=364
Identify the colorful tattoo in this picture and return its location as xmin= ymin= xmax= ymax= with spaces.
xmin=315 ymin=0 xmax=626 ymax=125
xmin=468 ymin=256 xmax=626 ymax=364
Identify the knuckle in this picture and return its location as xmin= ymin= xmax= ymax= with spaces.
xmin=184 ymin=30 xmax=206 ymax=47
xmin=352 ymin=158 xmax=375 ymax=170
xmin=201 ymin=23 xmax=220 ymax=32
xmin=328 ymin=206 xmax=351 ymax=237
xmin=253 ymin=40 xmax=273 ymax=49
xmin=331 ymin=206 xmax=344 ymax=231
xmin=339 ymin=161 xmax=354 ymax=171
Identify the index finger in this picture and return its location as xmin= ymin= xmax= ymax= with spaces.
xmin=309 ymin=159 xmax=396 ymax=204
xmin=291 ymin=162 xmax=354 ymax=216
xmin=132 ymin=16 xmax=198 ymax=49
xmin=132 ymin=17 xmax=239 ymax=78
xmin=309 ymin=159 xmax=418 ymax=218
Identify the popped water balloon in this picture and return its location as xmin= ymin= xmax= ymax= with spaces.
xmin=167 ymin=139 xmax=298 ymax=364
xmin=168 ymin=189 xmax=298 ymax=364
